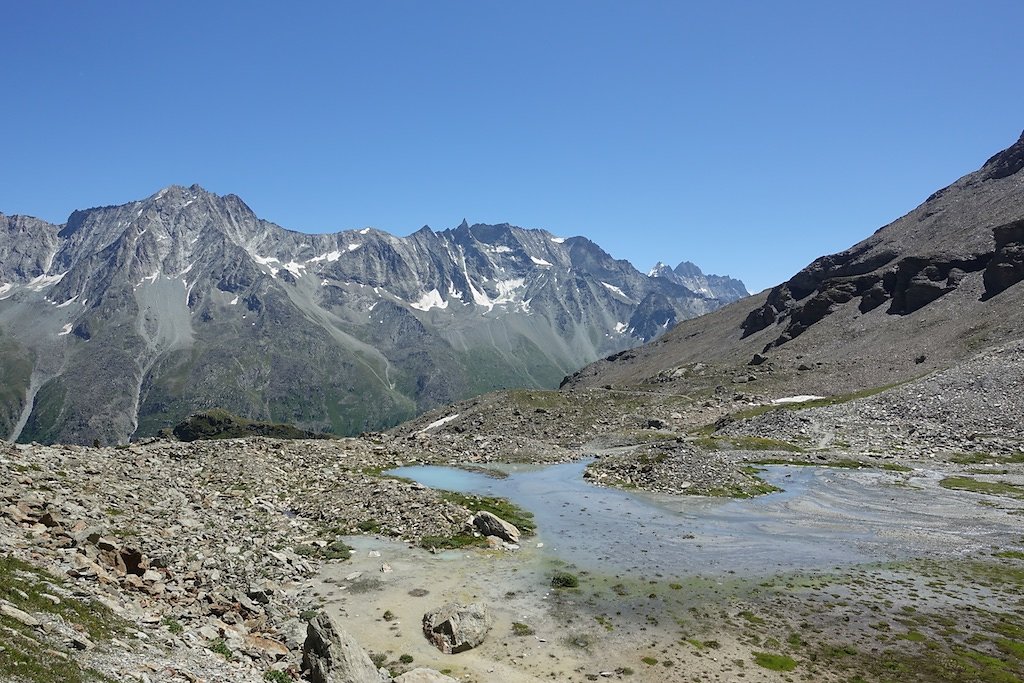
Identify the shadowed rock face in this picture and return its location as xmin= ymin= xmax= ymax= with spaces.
xmin=984 ymin=219 xmax=1024 ymax=298
xmin=0 ymin=187 xmax=744 ymax=445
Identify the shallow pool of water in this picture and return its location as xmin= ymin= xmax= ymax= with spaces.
xmin=387 ymin=461 xmax=1021 ymax=576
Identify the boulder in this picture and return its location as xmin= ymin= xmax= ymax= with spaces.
xmin=301 ymin=612 xmax=383 ymax=683
xmin=471 ymin=511 xmax=520 ymax=544
xmin=394 ymin=668 xmax=459 ymax=683
xmin=422 ymin=602 xmax=491 ymax=654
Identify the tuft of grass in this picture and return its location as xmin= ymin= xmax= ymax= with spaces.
xmin=356 ymin=519 xmax=380 ymax=533
xmin=264 ymin=670 xmax=291 ymax=683
xmin=209 ymin=638 xmax=233 ymax=659
xmin=752 ymin=652 xmax=798 ymax=671
xmin=551 ymin=571 xmax=580 ymax=588
xmin=162 ymin=616 xmax=184 ymax=634
xmin=512 ymin=622 xmax=535 ymax=636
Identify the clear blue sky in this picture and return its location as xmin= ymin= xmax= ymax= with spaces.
xmin=3 ymin=1 xmax=1022 ymax=292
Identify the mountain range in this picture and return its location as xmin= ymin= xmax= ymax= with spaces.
xmin=0 ymin=188 xmax=746 ymax=445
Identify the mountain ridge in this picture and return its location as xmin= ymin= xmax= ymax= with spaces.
xmin=0 ymin=186 xmax=746 ymax=445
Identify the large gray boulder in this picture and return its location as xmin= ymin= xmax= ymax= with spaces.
xmin=393 ymin=669 xmax=459 ymax=683
xmin=422 ymin=602 xmax=491 ymax=654
xmin=301 ymin=612 xmax=384 ymax=683
xmin=471 ymin=511 xmax=520 ymax=544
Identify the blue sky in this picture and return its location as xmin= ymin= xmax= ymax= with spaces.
xmin=2 ymin=2 xmax=1022 ymax=292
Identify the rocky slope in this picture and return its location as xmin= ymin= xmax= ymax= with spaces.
xmin=0 ymin=189 xmax=745 ymax=445
xmin=564 ymin=130 xmax=1024 ymax=406
xmin=0 ymin=435 xmax=502 ymax=682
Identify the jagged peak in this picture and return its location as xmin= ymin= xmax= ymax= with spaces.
xmin=647 ymin=261 xmax=673 ymax=277
xmin=145 ymin=184 xmax=215 ymax=203
xmin=673 ymin=261 xmax=705 ymax=278
xmin=980 ymin=129 xmax=1024 ymax=181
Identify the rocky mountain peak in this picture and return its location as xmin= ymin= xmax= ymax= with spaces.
xmin=980 ymin=129 xmax=1024 ymax=181
xmin=648 ymin=259 xmax=749 ymax=301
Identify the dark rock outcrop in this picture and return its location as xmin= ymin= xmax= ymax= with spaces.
xmin=984 ymin=219 xmax=1024 ymax=299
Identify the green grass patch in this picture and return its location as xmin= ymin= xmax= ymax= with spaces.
xmin=939 ymin=477 xmax=1024 ymax=499
xmin=419 ymin=533 xmax=484 ymax=550
xmin=752 ymin=652 xmax=797 ymax=671
xmin=0 ymin=556 xmax=128 ymax=683
xmin=950 ymin=451 xmax=1024 ymax=465
xmin=163 ymin=407 xmax=333 ymax=441
xmin=551 ymin=571 xmax=580 ymax=588
xmin=996 ymin=551 xmax=1024 ymax=560
xmin=209 ymin=638 xmax=233 ymax=659
xmin=512 ymin=622 xmax=535 ymax=636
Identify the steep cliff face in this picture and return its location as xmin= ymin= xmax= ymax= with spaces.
xmin=564 ymin=130 xmax=1024 ymax=396
xmin=0 ymin=186 xmax=742 ymax=444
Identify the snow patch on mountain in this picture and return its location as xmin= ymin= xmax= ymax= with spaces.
xmin=27 ymin=272 xmax=67 ymax=291
xmin=308 ymin=250 xmax=342 ymax=263
xmin=601 ymin=282 xmax=631 ymax=300
xmin=410 ymin=289 xmax=449 ymax=311
xmin=282 ymin=261 xmax=305 ymax=278
xmin=251 ymin=254 xmax=281 ymax=277
xmin=419 ymin=413 xmax=460 ymax=433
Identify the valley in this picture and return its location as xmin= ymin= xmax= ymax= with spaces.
xmin=1 ymin=130 xmax=1023 ymax=682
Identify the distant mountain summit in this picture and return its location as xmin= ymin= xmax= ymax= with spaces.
xmin=0 ymin=186 xmax=746 ymax=444
xmin=648 ymin=260 xmax=749 ymax=300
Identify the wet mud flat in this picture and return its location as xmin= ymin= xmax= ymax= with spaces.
xmin=310 ymin=464 xmax=1024 ymax=682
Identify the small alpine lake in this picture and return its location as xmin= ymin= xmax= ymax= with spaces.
xmin=386 ymin=460 xmax=1020 ymax=575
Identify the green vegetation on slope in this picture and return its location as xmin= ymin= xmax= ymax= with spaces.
xmin=162 ymin=408 xmax=333 ymax=442
xmin=0 ymin=555 xmax=128 ymax=683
